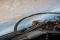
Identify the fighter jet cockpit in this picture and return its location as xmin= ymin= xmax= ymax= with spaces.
xmin=1 ymin=13 xmax=60 ymax=40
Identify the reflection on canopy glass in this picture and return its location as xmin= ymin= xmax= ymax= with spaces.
xmin=16 ymin=13 xmax=60 ymax=31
